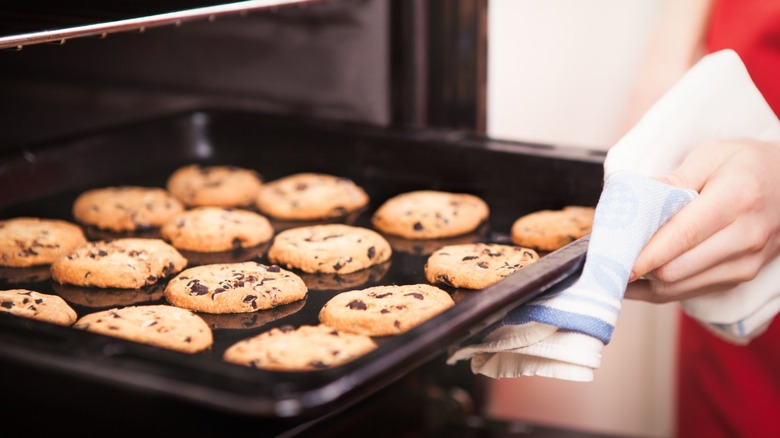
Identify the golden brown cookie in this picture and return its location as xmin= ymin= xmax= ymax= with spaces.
xmin=160 ymin=207 xmax=274 ymax=252
xmin=424 ymin=243 xmax=539 ymax=290
xmin=267 ymin=224 xmax=392 ymax=274
xmin=51 ymin=238 xmax=187 ymax=289
xmin=72 ymin=186 xmax=184 ymax=232
xmin=223 ymin=324 xmax=377 ymax=371
xmin=0 ymin=289 xmax=77 ymax=326
xmin=255 ymin=173 xmax=369 ymax=220
xmin=0 ymin=217 xmax=87 ymax=267
xmin=73 ymin=305 xmax=213 ymax=353
xmin=371 ymin=190 xmax=489 ymax=239
xmin=166 ymin=164 xmax=263 ymax=208
xmin=164 ymin=262 xmax=307 ymax=314
xmin=319 ymin=284 xmax=454 ymax=336
xmin=510 ymin=206 xmax=595 ymax=251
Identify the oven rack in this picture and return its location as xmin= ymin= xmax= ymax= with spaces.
xmin=0 ymin=0 xmax=327 ymax=50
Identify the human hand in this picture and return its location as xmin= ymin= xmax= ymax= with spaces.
xmin=625 ymin=138 xmax=780 ymax=303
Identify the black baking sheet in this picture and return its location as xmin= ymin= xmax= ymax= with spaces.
xmin=0 ymin=110 xmax=603 ymax=419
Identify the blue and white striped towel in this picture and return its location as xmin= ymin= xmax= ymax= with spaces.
xmin=448 ymin=49 xmax=780 ymax=381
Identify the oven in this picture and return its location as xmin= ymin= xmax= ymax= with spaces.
xmin=0 ymin=1 xmax=606 ymax=436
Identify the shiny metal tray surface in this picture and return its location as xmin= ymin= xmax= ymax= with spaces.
xmin=0 ymin=110 xmax=603 ymax=419
xmin=0 ymin=0 xmax=328 ymax=50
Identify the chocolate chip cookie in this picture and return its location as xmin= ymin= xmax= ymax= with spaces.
xmin=0 ymin=217 xmax=87 ymax=267
xmin=166 ymin=164 xmax=263 ymax=208
xmin=223 ymin=324 xmax=377 ymax=371
xmin=319 ymin=284 xmax=454 ymax=336
xmin=424 ymin=243 xmax=539 ymax=290
xmin=73 ymin=304 xmax=213 ymax=353
xmin=164 ymin=262 xmax=307 ymax=314
xmin=51 ymin=238 xmax=187 ymax=289
xmin=371 ymin=190 xmax=489 ymax=239
xmin=160 ymin=207 xmax=274 ymax=252
xmin=255 ymin=173 xmax=369 ymax=220
xmin=72 ymin=186 xmax=184 ymax=232
xmin=510 ymin=206 xmax=595 ymax=251
xmin=0 ymin=289 xmax=77 ymax=326
xmin=267 ymin=224 xmax=392 ymax=274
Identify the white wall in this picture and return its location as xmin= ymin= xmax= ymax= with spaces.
xmin=488 ymin=0 xmax=662 ymax=150
xmin=486 ymin=1 xmax=680 ymax=437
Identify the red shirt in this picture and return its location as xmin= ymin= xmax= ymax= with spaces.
xmin=677 ymin=1 xmax=780 ymax=436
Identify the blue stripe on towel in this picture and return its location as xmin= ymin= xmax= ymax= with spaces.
xmin=499 ymin=305 xmax=615 ymax=344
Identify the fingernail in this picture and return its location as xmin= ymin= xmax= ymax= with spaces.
xmin=628 ymin=271 xmax=637 ymax=283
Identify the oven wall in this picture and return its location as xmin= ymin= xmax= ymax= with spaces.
xmin=0 ymin=0 xmax=389 ymax=150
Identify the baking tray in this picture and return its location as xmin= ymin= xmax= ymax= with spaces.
xmin=0 ymin=110 xmax=603 ymax=420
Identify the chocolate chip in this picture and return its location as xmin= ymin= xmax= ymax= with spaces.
xmin=462 ymin=255 xmax=478 ymax=261
xmin=477 ymin=261 xmax=489 ymax=269
xmin=413 ymin=222 xmax=424 ymax=231
xmin=437 ymin=274 xmax=453 ymax=286
xmin=367 ymin=246 xmax=376 ymax=259
xmin=404 ymin=292 xmax=424 ymax=300
xmin=1 ymin=301 xmax=13 ymax=309
xmin=309 ymin=361 xmax=329 ymax=369
xmin=162 ymin=262 xmax=175 ymax=278
xmin=189 ymin=281 xmax=209 ymax=296
xmin=232 ymin=237 xmax=243 ymax=249
xmin=347 ymin=300 xmax=367 ymax=310
xmin=380 ymin=308 xmax=390 ymax=314
xmin=267 ymin=265 xmax=281 ymax=273
xmin=375 ymin=292 xmax=392 ymax=299
xmin=243 ymin=295 xmax=258 ymax=309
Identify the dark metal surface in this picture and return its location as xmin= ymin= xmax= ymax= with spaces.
xmin=0 ymin=0 xmax=331 ymax=49
xmin=0 ymin=110 xmax=604 ymax=420
xmin=390 ymin=0 xmax=488 ymax=132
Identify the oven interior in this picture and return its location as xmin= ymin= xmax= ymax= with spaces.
xmin=0 ymin=1 xmax=608 ymax=435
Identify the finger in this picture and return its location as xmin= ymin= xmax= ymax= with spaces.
xmin=651 ymin=218 xmax=754 ymax=283
xmin=628 ymin=253 xmax=764 ymax=303
xmin=631 ymin=187 xmax=734 ymax=280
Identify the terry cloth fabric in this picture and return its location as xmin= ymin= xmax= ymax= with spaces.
xmin=448 ymin=49 xmax=780 ymax=381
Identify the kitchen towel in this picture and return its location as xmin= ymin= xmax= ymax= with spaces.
xmin=448 ymin=49 xmax=780 ymax=380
